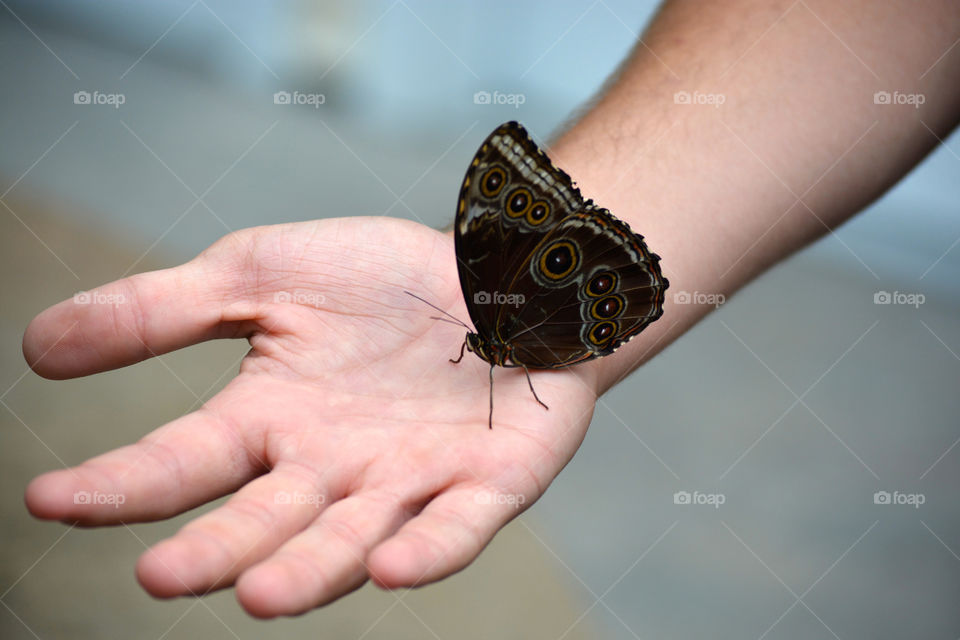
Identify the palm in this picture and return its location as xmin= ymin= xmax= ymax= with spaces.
xmin=23 ymin=217 xmax=599 ymax=617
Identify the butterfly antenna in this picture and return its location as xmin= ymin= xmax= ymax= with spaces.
xmin=404 ymin=291 xmax=471 ymax=330
xmin=431 ymin=316 xmax=466 ymax=327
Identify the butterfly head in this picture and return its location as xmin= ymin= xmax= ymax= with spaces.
xmin=465 ymin=332 xmax=510 ymax=367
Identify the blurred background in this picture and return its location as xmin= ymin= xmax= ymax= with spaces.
xmin=1 ymin=1 xmax=958 ymax=638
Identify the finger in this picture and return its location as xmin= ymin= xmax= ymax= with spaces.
xmin=22 ymin=255 xmax=255 ymax=379
xmin=137 ymin=461 xmax=330 ymax=598
xmin=366 ymin=484 xmax=528 ymax=589
xmin=236 ymin=490 xmax=409 ymax=618
xmin=24 ymin=408 xmax=263 ymax=524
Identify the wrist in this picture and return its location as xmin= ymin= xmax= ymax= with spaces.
xmin=550 ymin=109 xmax=722 ymax=395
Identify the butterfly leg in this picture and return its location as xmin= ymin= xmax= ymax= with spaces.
xmin=488 ymin=364 xmax=495 ymax=429
xmin=522 ymin=366 xmax=549 ymax=411
xmin=449 ymin=338 xmax=467 ymax=364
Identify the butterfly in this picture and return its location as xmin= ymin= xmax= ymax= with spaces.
xmin=412 ymin=121 xmax=668 ymax=428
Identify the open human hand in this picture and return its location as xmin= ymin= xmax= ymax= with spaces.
xmin=22 ymin=217 xmax=601 ymax=617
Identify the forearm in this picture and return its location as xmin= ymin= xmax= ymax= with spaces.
xmin=555 ymin=0 xmax=960 ymax=394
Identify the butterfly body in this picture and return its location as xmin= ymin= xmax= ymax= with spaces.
xmin=463 ymin=332 xmax=512 ymax=367
xmin=449 ymin=121 xmax=668 ymax=426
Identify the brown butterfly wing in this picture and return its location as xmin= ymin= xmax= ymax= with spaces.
xmin=454 ymin=121 xmax=583 ymax=342
xmin=498 ymin=205 xmax=668 ymax=368
xmin=455 ymin=121 xmax=668 ymax=369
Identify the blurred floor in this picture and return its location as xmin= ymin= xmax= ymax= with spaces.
xmin=535 ymin=240 xmax=960 ymax=638
xmin=0 ymin=192 xmax=598 ymax=640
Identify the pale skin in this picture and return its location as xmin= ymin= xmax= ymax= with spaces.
xmin=22 ymin=0 xmax=960 ymax=618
